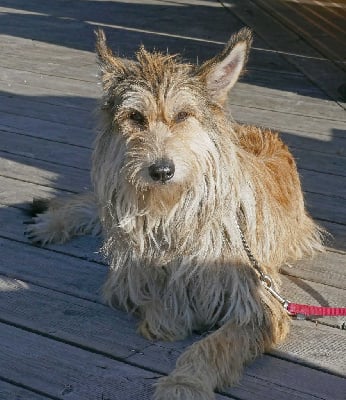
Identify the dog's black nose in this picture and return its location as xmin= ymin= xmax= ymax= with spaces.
xmin=149 ymin=159 xmax=175 ymax=183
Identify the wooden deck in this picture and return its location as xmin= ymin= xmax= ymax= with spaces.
xmin=0 ymin=1 xmax=345 ymax=399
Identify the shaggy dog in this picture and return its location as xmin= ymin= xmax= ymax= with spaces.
xmin=26 ymin=28 xmax=323 ymax=399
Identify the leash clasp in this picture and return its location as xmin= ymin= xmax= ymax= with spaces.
xmin=261 ymin=274 xmax=290 ymax=310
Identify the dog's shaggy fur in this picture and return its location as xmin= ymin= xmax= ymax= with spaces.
xmin=26 ymin=28 xmax=323 ymax=399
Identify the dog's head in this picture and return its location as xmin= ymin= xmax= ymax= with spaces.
xmin=93 ymin=29 xmax=252 ymax=214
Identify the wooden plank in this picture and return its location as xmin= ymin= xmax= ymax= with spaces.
xmin=0 ymin=276 xmax=148 ymax=358
xmin=231 ymin=84 xmax=346 ymax=122
xmin=0 ymin=81 xmax=96 ymax=111
xmin=258 ymin=0 xmax=346 ymax=64
xmin=0 ymin=114 xmax=94 ymax=149
xmin=275 ymin=319 xmax=346 ymax=374
xmin=0 ymin=1 xmax=298 ymax=74
xmin=1 ymin=74 xmax=344 ymax=131
xmin=321 ymin=220 xmax=346 ymax=253
xmin=0 ymin=66 xmax=100 ymax=98
xmin=0 ymin=131 xmax=91 ymax=170
xmin=1 ymin=101 xmax=345 ymax=162
xmin=0 ymin=380 xmax=50 ymax=400
xmin=305 ymin=191 xmax=346 ymax=225
xmin=227 ymin=353 xmax=346 ymax=400
xmin=230 ymin=104 xmax=346 ymax=138
xmin=226 ymin=0 xmax=346 ymax=105
xmin=0 ymin=151 xmax=91 ymax=193
xmin=0 ymin=275 xmax=344 ymax=399
xmin=0 ymin=237 xmax=105 ymax=302
xmin=0 ymin=205 xmax=104 ymax=264
xmin=281 ymin=251 xmax=346 ymax=290
xmin=132 ymin=333 xmax=346 ymax=399
xmin=292 ymin=148 xmax=346 ymax=178
xmin=300 ymin=169 xmax=346 ymax=199
xmin=0 ymin=322 xmax=160 ymax=400
xmin=0 ymin=93 xmax=95 ymax=130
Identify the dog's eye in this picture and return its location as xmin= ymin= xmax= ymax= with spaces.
xmin=174 ymin=111 xmax=189 ymax=123
xmin=129 ymin=111 xmax=146 ymax=125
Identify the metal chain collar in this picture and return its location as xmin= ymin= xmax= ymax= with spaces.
xmin=234 ymin=218 xmax=290 ymax=309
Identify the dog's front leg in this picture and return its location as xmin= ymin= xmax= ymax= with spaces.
xmin=25 ymin=192 xmax=100 ymax=245
xmin=138 ymin=302 xmax=191 ymax=342
xmin=154 ymin=310 xmax=289 ymax=400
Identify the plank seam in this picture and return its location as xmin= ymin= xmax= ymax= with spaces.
xmin=0 ymin=127 xmax=93 ymax=150
xmin=269 ymin=351 xmax=346 ymax=380
xmin=0 ymin=376 xmax=59 ymax=400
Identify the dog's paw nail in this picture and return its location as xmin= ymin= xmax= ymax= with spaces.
xmin=23 ymin=219 xmax=34 ymax=225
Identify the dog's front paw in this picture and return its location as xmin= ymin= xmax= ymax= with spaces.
xmin=154 ymin=374 xmax=214 ymax=400
xmin=24 ymin=212 xmax=67 ymax=245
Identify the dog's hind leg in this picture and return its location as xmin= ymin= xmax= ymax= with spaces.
xmin=25 ymin=191 xmax=100 ymax=245
xmin=154 ymin=302 xmax=289 ymax=400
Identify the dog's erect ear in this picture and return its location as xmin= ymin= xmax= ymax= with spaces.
xmin=95 ymin=29 xmax=131 ymax=83
xmin=198 ymin=28 xmax=252 ymax=105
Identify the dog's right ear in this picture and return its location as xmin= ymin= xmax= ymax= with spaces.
xmin=95 ymin=29 xmax=133 ymax=87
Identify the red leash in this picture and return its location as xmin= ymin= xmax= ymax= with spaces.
xmin=235 ymin=218 xmax=346 ymax=320
xmin=286 ymin=302 xmax=346 ymax=318
xmin=261 ymin=274 xmax=346 ymax=319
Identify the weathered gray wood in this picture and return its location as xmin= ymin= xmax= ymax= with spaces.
xmin=231 ymin=104 xmax=346 ymax=138
xmin=0 ymin=204 xmax=104 ymax=263
xmin=2 ymin=75 xmax=344 ymax=126
xmin=0 ymin=276 xmax=148 ymax=358
xmin=254 ymin=0 xmax=346 ymax=64
xmin=0 ymin=1 xmax=297 ymax=74
xmin=281 ymin=251 xmax=346 ymax=290
xmin=0 ymin=80 xmax=96 ymax=111
xmin=0 ymin=131 xmax=91 ymax=169
xmin=2 ymin=106 xmax=345 ymax=171
xmin=0 ymin=151 xmax=91 ymax=193
xmin=275 ymin=319 xmax=346 ymax=374
xmin=0 ymin=380 xmax=50 ymax=400
xmin=132 ymin=338 xmax=346 ymax=400
xmin=300 ymin=169 xmax=346 ymax=199
xmin=0 ymin=236 xmax=105 ymax=302
xmin=0 ymin=92 xmax=95 ymax=129
xmin=227 ymin=353 xmax=346 ymax=399
xmin=1 ymin=216 xmax=345 ymax=329
xmin=292 ymin=148 xmax=346 ymax=178
xmin=0 ymin=114 xmax=94 ymax=148
xmin=305 ymin=191 xmax=346 ymax=225
xmin=231 ymin=84 xmax=346 ymax=122
xmin=226 ymin=0 xmax=346 ymax=106
xmin=0 ymin=322 xmax=160 ymax=400
xmin=321 ymin=221 xmax=346 ymax=253
xmin=0 ymin=66 xmax=100 ymax=98
xmin=0 ymin=275 xmax=344 ymax=398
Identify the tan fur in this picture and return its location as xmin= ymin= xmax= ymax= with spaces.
xmin=26 ymin=28 xmax=323 ymax=399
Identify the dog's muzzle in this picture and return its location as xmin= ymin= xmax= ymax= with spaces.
xmin=149 ymin=159 xmax=175 ymax=183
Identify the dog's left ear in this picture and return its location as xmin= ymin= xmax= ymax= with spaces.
xmin=198 ymin=28 xmax=253 ymax=105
